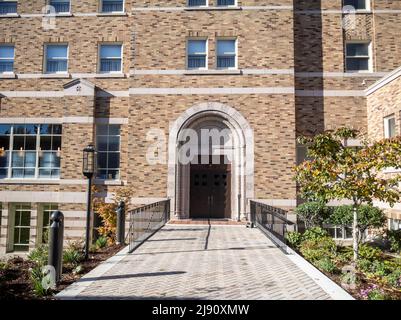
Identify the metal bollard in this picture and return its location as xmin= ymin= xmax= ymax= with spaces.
xmin=48 ymin=210 xmax=64 ymax=283
xmin=116 ymin=201 xmax=126 ymax=245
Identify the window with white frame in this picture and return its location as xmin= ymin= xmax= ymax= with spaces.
xmin=188 ymin=0 xmax=207 ymax=6
xmin=12 ymin=204 xmax=31 ymax=252
xmin=99 ymin=44 xmax=122 ymax=73
xmin=216 ymin=39 xmax=237 ymax=69
xmin=101 ymin=0 xmax=124 ymax=13
xmin=0 ymin=45 xmax=14 ymax=73
xmin=39 ymin=204 xmax=58 ymax=243
xmin=96 ymin=124 xmax=120 ymax=180
xmin=187 ymin=39 xmax=207 ymax=70
xmin=0 ymin=1 xmax=17 ymax=15
xmin=324 ymin=224 xmax=353 ymax=240
xmin=49 ymin=0 xmax=71 ymax=13
xmin=217 ymin=0 xmax=235 ymax=6
xmin=384 ymin=115 xmax=396 ymax=139
xmin=45 ymin=44 xmax=68 ymax=73
xmin=343 ymin=0 xmax=370 ymax=11
xmin=0 ymin=124 xmax=62 ymax=179
xmin=389 ymin=218 xmax=401 ymax=231
xmin=345 ymin=42 xmax=371 ymax=72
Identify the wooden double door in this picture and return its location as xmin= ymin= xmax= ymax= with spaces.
xmin=189 ymin=163 xmax=231 ymax=219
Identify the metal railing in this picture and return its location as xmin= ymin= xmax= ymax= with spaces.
xmin=0 ymin=2 xmax=17 ymax=14
xmin=128 ymin=200 xmax=170 ymax=253
xmin=102 ymin=1 xmax=124 ymax=12
xmin=217 ymin=0 xmax=235 ymax=6
xmin=250 ymin=200 xmax=295 ymax=246
xmin=50 ymin=2 xmax=70 ymax=13
xmin=188 ymin=55 xmax=206 ymax=69
xmin=188 ymin=0 xmax=206 ymax=6
xmin=217 ymin=56 xmax=235 ymax=68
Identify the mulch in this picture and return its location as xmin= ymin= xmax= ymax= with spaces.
xmin=0 ymin=244 xmax=123 ymax=300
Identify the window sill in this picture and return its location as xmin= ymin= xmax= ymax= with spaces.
xmin=54 ymin=13 xmax=73 ymax=17
xmin=0 ymin=73 xmax=16 ymax=79
xmin=184 ymin=6 xmax=242 ymax=11
xmin=184 ymin=69 xmax=242 ymax=75
xmin=41 ymin=73 xmax=71 ymax=79
xmin=97 ymin=12 xmax=128 ymax=17
xmin=0 ymin=179 xmax=62 ymax=185
xmin=0 ymin=13 xmax=20 ymax=18
xmin=94 ymin=179 xmax=124 ymax=186
xmin=96 ymin=73 xmax=126 ymax=78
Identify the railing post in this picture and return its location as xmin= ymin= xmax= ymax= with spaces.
xmin=116 ymin=201 xmax=126 ymax=245
xmin=48 ymin=210 xmax=64 ymax=283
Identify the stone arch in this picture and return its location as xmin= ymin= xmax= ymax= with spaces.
xmin=167 ymin=102 xmax=254 ymax=220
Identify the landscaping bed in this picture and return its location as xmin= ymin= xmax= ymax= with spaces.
xmin=286 ymin=227 xmax=401 ymax=300
xmin=0 ymin=243 xmax=123 ymax=300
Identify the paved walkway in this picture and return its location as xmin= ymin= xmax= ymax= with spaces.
xmin=58 ymin=224 xmax=335 ymax=300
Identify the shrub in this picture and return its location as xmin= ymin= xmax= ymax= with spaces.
xmin=358 ymin=244 xmax=382 ymax=261
xmin=95 ymin=236 xmax=108 ymax=249
xmin=341 ymin=268 xmax=358 ymax=288
xmin=27 ymin=244 xmax=49 ymax=266
xmin=300 ymin=236 xmax=337 ymax=262
xmin=302 ymin=227 xmax=329 ymax=241
xmin=29 ymin=266 xmax=51 ymax=297
xmin=334 ymin=247 xmax=353 ymax=264
xmin=285 ymin=231 xmax=303 ymax=248
xmin=385 ymin=269 xmax=401 ymax=288
xmin=386 ymin=229 xmax=401 ymax=253
xmin=295 ymin=201 xmax=331 ymax=229
xmin=360 ymin=285 xmax=387 ymax=300
xmin=63 ymin=248 xmax=83 ymax=267
xmin=371 ymin=260 xmax=389 ymax=277
xmin=357 ymin=258 xmax=372 ymax=273
xmin=315 ymin=257 xmax=337 ymax=274
xmin=0 ymin=259 xmax=9 ymax=271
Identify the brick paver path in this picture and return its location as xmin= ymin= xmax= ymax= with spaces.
xmin=68 ymin=224 xmax=331 ymax=300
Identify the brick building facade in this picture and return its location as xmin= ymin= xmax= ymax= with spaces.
xmin=0 ymin=0 xmax=400 ymax=254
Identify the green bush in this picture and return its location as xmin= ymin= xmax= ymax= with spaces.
xmin=358 ymin=244 xmax=383 ymax=261
xmin=385 ymin=269 xmax=401 ymax=288
xmin=27 ymin=244 xmax=49 ymax=266
xmin=295 ymin=201 xmax=331 ymax=229
xmin=285 ymin=231 xmax=303 ymax=248
xmin=300 ymin=236 xmax=337 ymax=262
xmin=357 ymin=258 xmax=372 ymax=273
xmin=387 ymin=229 xmax=401 ymax=253
xmin=0 ymin=259 xmax=8 ymax=271
xmin=29 ymin=265 xmax=51 ymax=297
xmin=95 ymin=236 xmax=108 ymax=249
xmin=371 ymin=260 xmax=389 ymax=276
xmin=314 ymin=257 xmax=337 ymax=274
xmin=63 ymin=248 xmax=83 ymax=267
xmin=367 ymin=289 xmax=387 ymax=300
xmin=302 ymin=227 xmax=329 ymax=241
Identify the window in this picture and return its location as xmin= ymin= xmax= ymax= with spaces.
xmin=99 ymin=44 xmax=122 ymax=73
xmin=0 ymin=1 xmax=17 ymax=14
xmin=0 ymin=124 xmax=62 ymax=179
xmin=324 ymin=224 xmax=353 ymax=240
xmin=188 ymin=0 xmax=207 ymax=6
xmin=40 ymin=204 xmax=58 ymax=243
xmin=0 ymin=45 xmax=14 ymax=73
xmin=389 ymin=219 xmax=401 ymax=231
xmin=101 ymin=0 xmax=124 ymax=13
xmin=49 ymin=0 xmax=71 ymax=13
xmin=187 ymin=39 xmax=207 ymax=70
xmin=216 ymin=39 xmax=236 ymax=69
xmin=45 ymin=44 xmax=68 ymax=73
xmin=384 ymin=115 xmax=396 ymax=139
xmin=13 ymin=204 xmax=31 ymax=252
xmin=343 ymin=0 xmax=369 ymax=11
xmin=96 ymin=124 xmax=120 ymax=180
xmin=345 ymin=42 xmax=371 ymax=72
xmin=217 ymin=0 xmax=235 ymax=6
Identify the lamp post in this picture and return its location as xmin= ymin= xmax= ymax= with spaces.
xmin=82 ymin=143 xmax=96 ymax=260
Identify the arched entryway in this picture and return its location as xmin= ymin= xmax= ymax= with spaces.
xmin=168 ymin=102 xmax=254 ymax=221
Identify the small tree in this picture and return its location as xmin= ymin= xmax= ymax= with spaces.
xmin=295 ymin=128 xmax=401 ymax=261
xmin=93 ymin=186 xmax=134 ymax=244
